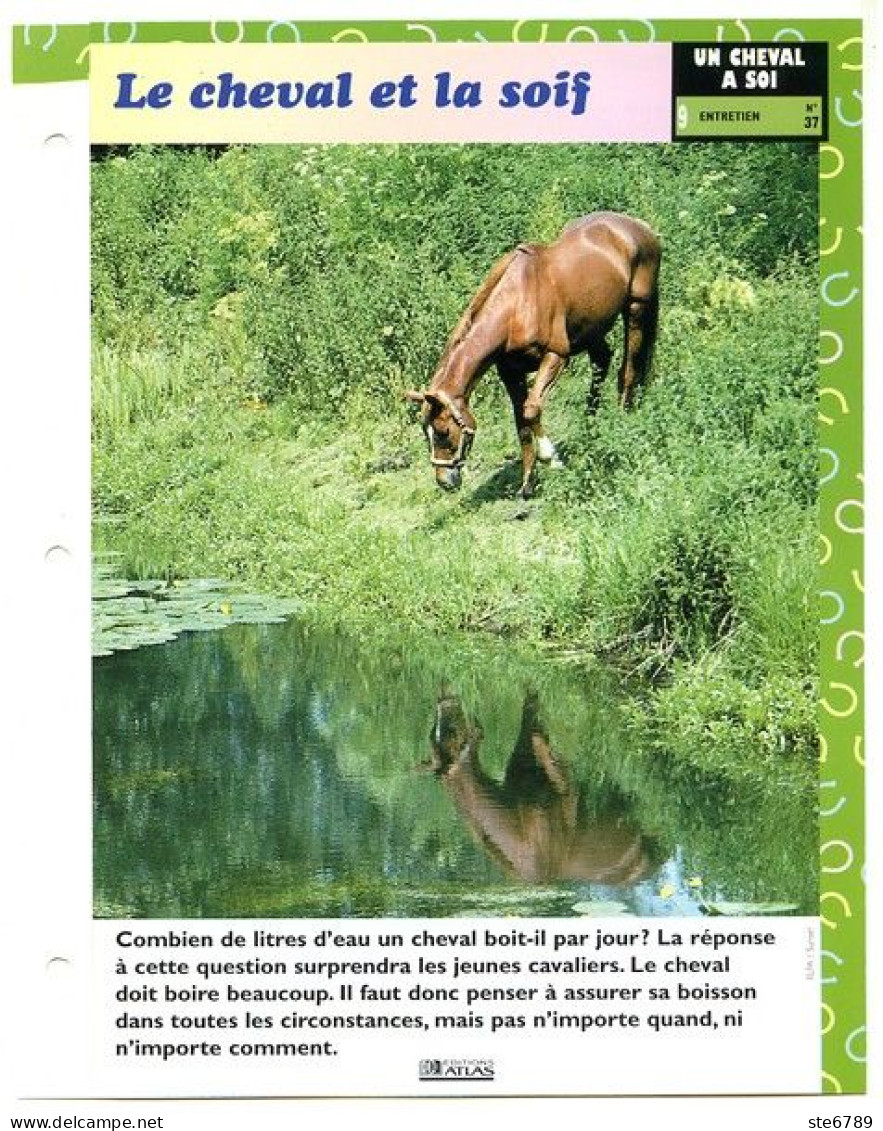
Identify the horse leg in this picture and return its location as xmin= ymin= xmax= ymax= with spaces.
xmin=525 ymin=351 xmax=566 ymax=468
xmin=499 ymin=364 xmax=537 ymax=498
xmin=618 ymin=299 xmax=650 ymax=409
xmin=587 ymin=339 xmax=613 ymax=414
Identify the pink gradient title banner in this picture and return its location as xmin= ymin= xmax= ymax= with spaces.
xmin=91 ymin=43 xmax=674 ymax=143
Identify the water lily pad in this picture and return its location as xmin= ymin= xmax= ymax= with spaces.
xmin=399 ymin=887 xmax=579 ymax=917
xmin=93 ymin=576 xmax=139 ymax=600
xmin=92 ymin=561 xmax=300 ymax=656
xmin=572 ymin=901 xmax=631 ymax=916
xmin=169 ymin=578 xmax=227 ymax=592
xmin=700 ymin=901 xmax=799 ymax=916
xmin=454 ymin=888 xmax=570 ymax=907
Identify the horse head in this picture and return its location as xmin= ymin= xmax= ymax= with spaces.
xmin=404 ymin=389 xmax=476 ymax=491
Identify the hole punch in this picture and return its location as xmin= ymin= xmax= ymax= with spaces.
xmin=44 ymin=544 xmax=71 ymax=565
xmin=46 ymin=956 xmax=72 ymax=978
xmin=43 ymin=133 xmax=71 ymax=149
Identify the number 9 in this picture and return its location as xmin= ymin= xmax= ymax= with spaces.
xmin=677 ymin=102 xmax=688 ymax=131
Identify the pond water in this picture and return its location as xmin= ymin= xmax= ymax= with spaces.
xmin=93 ymin=618 xmax=817 ymax=918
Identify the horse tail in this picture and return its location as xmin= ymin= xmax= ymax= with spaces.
xmin=636 ymin=286 xmax=659 ymax=383
xmin=629 ymin=234 xmax=660 ymax=385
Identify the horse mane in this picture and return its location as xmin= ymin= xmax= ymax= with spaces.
xmin=432 ymin=246 xmax=523 ymax=380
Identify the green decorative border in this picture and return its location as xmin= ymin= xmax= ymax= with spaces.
xmin=816 ymin=24 xmax=864 ymax=1096
xmin=13 ymin=16 xmax=864 ymax=1095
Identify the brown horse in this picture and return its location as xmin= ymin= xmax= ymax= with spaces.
xmin=421 ymin=688 xmax=655 ymax=886
xmin=406 ymin=212 xmax=661 ymax=497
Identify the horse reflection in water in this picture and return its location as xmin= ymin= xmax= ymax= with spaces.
xmin=423 ymin=688 xmax=655 ymax=886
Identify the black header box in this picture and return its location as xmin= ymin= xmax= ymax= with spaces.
xmin=673 ymin=42 xmax=828 ymax=97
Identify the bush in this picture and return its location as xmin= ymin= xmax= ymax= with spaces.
xmin=92 ymin=142 xmax=817 ymax=413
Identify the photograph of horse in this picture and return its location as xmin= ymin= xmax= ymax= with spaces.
xmin=92 ymin=142 xmax=818 ymax=919
xmin=407 ymin=212 xmax=660 ymax=497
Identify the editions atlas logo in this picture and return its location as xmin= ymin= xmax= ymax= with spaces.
xmin=419 ymin=1058 xmax=495 ymax=1081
